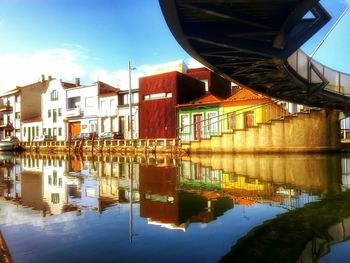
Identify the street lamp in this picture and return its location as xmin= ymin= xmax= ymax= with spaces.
xmin=128 ymin=61 xmax=136 ymax=141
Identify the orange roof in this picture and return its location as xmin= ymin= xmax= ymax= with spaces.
xmin=192 ymin=93 xmax=223 ymax=104
xmin=62 ymin=81 xmax=76 ymax=89
xmin=22 ymin=116 xmax=42 ymax=123
xmin=224 ymin=88 xmax=266 ymax=102
xmin=97 ymin=81 xmax=119 ymax=95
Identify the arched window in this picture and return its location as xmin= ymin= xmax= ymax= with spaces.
xmin=51 ymin=90 xmax=58 ymax=101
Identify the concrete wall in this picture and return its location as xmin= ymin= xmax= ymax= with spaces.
xmin=188 ymin=109 xmax=340 ymax=153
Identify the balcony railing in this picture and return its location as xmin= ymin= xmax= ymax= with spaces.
xmin=0 ymin=102 xmax=12 ymax=112
xmin=65 ymin=107 xmax=83 ymax=117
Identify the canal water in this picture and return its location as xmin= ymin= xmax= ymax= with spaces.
xmin=0 ymin=153 xmax=350 ymax=263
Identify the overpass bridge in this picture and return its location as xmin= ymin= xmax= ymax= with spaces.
xmin=159 ymin=0 xmax=350 ymax=111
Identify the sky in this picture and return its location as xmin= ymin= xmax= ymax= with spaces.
xmin=0 ymin=0 xmax=349 ymax=93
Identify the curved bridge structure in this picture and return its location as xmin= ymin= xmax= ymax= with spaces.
xmin=159 ymin=0 xmax=350 ymax=111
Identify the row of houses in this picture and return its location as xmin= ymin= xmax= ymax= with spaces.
xmin=0 ymin=75 xmax=138 ymax=141
xmin=0 ymin=63 xmax=305 ymax=143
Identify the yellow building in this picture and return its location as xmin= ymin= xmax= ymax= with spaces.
xmin=221 ymin=88 xmax=285 ymax=132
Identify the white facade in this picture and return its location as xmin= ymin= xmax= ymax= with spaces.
xmin=42 ymin=79 xmax=68 ymax=141
xmin=0 ymin=89 xmax=21 ymax=139
xmin=22 ymin=119 xmax=43 ymax=142
xmin=66 ymin=83 xmax=100 ymax=135
xmin=99 ymin=94 xmax=118 ymax=134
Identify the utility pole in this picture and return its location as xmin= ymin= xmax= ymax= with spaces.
xmin=128 ymin=61 xmax=136 ymax=140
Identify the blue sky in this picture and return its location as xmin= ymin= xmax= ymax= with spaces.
xmin=0 ymin=0 xmax=349 ymax=92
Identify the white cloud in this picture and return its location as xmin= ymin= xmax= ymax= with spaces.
xmin=187 ymin=57 xmax=205 ymax=69
xmin=89 ymin=58 xmax=206 ymax=90
xmin=0 ymin=48 xmax=85 ymax=93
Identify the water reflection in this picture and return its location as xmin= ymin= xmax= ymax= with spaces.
xmin=0 ymin=153 xmax=349 ymax=263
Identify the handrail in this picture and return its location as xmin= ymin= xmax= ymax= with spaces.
xmin=177 ymin=99 xmax=292 ymax=142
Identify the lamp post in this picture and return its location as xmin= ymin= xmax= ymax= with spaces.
xmin=128 ymin=61 xmax=136 ymax=243
xmin=128 ymin=61 xmax=136 ymax=140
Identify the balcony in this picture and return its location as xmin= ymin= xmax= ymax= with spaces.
xmin=0 ymin=102 xmax=12 ymax=112
xmin=65 ymin=107 xmax=83 ymax=118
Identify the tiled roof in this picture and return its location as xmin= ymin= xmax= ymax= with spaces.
xmin=62 ymin=81 xmax=76 ymax=89
xmin=224 ymin=88 xmax=266 ymax=102
xmin=97 ymin=81 xmax=120 ymax=94
xmin=22 ymin=116 xmax=42 ymax=123
xmin=192 ymin=93 xmax=223 ymax=104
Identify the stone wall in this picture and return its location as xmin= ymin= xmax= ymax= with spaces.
xmin=188 ymin=109 xmax=340 ymax=153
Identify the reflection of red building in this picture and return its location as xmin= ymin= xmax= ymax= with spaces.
xmin=139 ymin=165 xmax=234 ymax=229
xmin=140 ymin=165 xmax=179 ymax=225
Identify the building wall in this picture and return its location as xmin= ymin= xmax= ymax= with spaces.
xmin=221 ymin=99 xmax=284 ymax=131
xmin=42 ymin=80 xmax=67 ymax=141
xmin=178 ymin=106 xmax=221 ymax=141
xmin=22 ymin=121 xmax=43 ymax=142
xmin=21 ymin=83 xmax=48 ymax=121
xmin=187 ymin=68 xmax=231 ymax=98
xmin=188 ymin=109 xmax=340 ymax=153
xmin=139 ymin=71 xmax=205 ymax=139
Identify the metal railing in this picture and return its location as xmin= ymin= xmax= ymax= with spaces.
xmin=288 ymin=49 xmax=350 ymax=96
xmin=176 ymin=100 xmax=298 ymax=142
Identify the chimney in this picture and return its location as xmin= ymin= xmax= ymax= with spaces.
xmin=48 ymin=75 xmax=53 ymax=81
xmin=41 ymin=74 xmax=45 ymax=83
xmin=75 ymin=78 xmax=80 ymax=87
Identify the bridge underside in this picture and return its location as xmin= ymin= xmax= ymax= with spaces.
xmin=160 ymin=0 xmax=350 ymax=110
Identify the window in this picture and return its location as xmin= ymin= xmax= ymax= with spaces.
xmin=144 ymin=92 xmax=172 ymax=101
xmin=110 ymin=99 xmax=116 ymax=115
xmin=15 ymin=112 xmax=20 ymax=119
xmin=244 ymin=111 xmax=255 ymax=127
xmin=53 ymin=109 xmax=57 ymax=123
xmin=201 ymin=79 xmax=209 ymax=92
xmin=36 ymin=126 xmax=39 ymax=136
xmin=101 ymin=101 xmax=108 ymax=116
xmin=43 ymin=128 xmax=46 ymax=135
xmin=51 ymin=193 xmax=60 ymax=204
xmin=23 ymin=127 xmax=26 ymax=137
xmin=85 ymin=97 xmax=94 ymax=107
xmin=180 ymin=114 xmax=190 ymax=133
xmin=58 ymin=127 xmax=62 ymax=136
xmin=15 ymin=95 xmax=20 ymax=103
xmin=207 ymin=112 xmax=218 ymax=132
xmin=228 ymin=112 xmax=236 ymax=130
xmin=58 ymin=108 xmax=62 ymax=116
xmin=48 ymin=110 xmax=51 ymax=118
xmin=51 ymin=90 xmax=58 ymax=101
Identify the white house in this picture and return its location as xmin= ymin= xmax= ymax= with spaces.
xmin=41 ymin=79 xmax=76 ymax=141
xmin=117 ymin=89 xmax=139 ymax=139
xmin=65 ymin=80 xmax=119 ymax=138
xmin=0 ymin=75 xmax=50 ymax=140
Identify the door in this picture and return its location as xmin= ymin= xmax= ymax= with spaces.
xmin=119 ymin=116 xmax=125 ymax=137
xmin=244 ymin=111 xmax=254 ymax=128
xmin=193 ymin=114 xmax=203 ymax=140
xmin=28 ymin=127 xmax=31 ymax=142
xmin=69 ymin=122 xmax=81 ymax=138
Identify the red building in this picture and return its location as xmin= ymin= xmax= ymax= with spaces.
xmin=139 ymin=71 xmax=205 ymax=139
xmin=187 ymin=67 xmax=232 ymax=98
xmin=139 ymin=68 xmax=233 ymax=139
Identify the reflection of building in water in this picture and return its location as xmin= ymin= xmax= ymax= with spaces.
xmin=140 ymin=162 xmax=233 ymax=231
xmin=298 ymin=217 xmax=350 ymax=262
xmin=341 ymin=157 xmax=350 ymax=189
xmin=98 ymin=156 xmax=140 ymax=213
xmin=0 ymin=154 xmax=21 ymax=200
xmin=178 ymin=158 xmax=328 ymax=210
